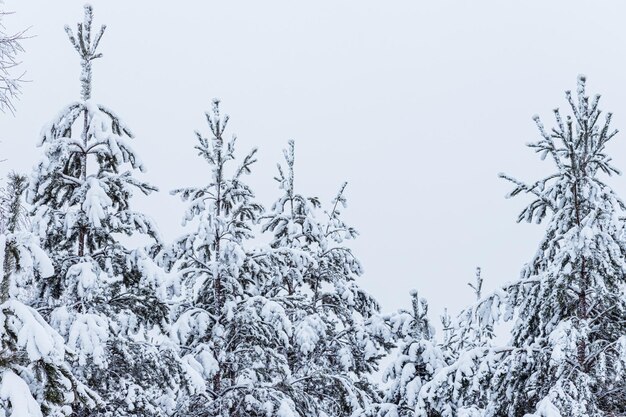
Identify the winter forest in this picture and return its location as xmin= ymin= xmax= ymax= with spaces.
xmin=1 ymin=3 xmax=626 ymax=417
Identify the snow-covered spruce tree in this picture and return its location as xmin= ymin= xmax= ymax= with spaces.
xmin=374 ymin=290 xmax=445 ymax=417
xmin=0 ymin=172 xmax=97 ymax=417
xmin=162 ymin=100 xmax=299 ymax=416
xmin=457 ymin=268 xmax=494 ymax=352
xmin=412 ymin=269 xmax=495 ymax=417
xmin=373 ymin=269 xmax=494 ymax=417
xmin=418 ymin=76 xmax=626 ymax=417
xmin=487 ymin=76 xmax=626 ymax=416
xmin=261 ymin=141 xmax=391 ymax=416
xmin=27 ymin=6 xmax=182 ymax=416
xmin=438 ymin=268 xmax=494 ymax=365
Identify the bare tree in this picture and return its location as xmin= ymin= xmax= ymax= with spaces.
xmin=0 ymin=2 xmax=26 ymax=114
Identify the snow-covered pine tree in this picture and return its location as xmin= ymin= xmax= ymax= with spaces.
xmin=438 ymin=309 xmax=453 ymax=356
xmin=420 ymin=76 xmax=626 ymax=417
xmin=162 ymin=100 xmax=297 ymax=416
xmin=413 ymin=268 xmax=494 ymax=417
xmin=26 ymin=6 xmax=182 ymax=416
xmin=417 ymin=77 xmax=626 ymax=417
xmin=0 ymin=172 xmax=97 ymax=417
xmin=374 ymin=290 xmax=445 ymax=417
xmin=373 ymin=269 xmax=494 ymax=417
xmin=486 ymin=76 xmax=626 ymax=416
xmin=442 ymin=268 xmax=494 ymax=362
xmin=467 ymin=269 xmax=493 ymax=344
xmin=262 ymin=141 xmax=391 ymax=417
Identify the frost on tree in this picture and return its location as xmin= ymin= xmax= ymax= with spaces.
xmin=0 ymin=173 xmax=30 ymax=236
xmin=374 ymin=290 xmax=445 ymax=417
xmin=26 ymin=6 xmax=182 ymax=416
xmin=161 ymin=101 xmax=299 ymax=416
xmin=0 ymin=173 xmax=97 ymax=417
xmin=374 ymin=270 xmax=493 ymax=417
xmin=422 ymin=76 xmax=626 ymax=417
xmin=261 ymin=141 xmax=391 ymax=416
xmin=413 ymin=268 xmax=495 ymax=417
xmin=0 ymin=1 xmax=26 ymax=113
xmin=489 ymin=76 xmax=626 ymax=416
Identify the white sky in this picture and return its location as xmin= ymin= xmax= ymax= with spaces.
xmin=3 ymin=1 xmax=626 ymax=327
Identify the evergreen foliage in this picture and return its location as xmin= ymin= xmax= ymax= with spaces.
xmin=416 ymin=76 xmax=626 ymax=417
xmin=26 ymin=6 xmax=183 ymax=416
xmin=262 ymin=141 xmax=391 ymax=416
xmin=374 ymin=290 xmax=444 ymax=417
xmin=490 ymin=75 xmax=626 ymax=416
xmin=4 ymin=3 xmax=625 ymax=417
xmin=162 ymin=100 xmax=297 ymax=416
xmin=375 ymin=270 xmax=494 ymax=417
xmin=0 ymin=173 xmax=97 ymax=417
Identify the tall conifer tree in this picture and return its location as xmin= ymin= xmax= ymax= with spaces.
xmin=27 ymin=6 xmax=182 ymax=416
xmin=416 ymin=77 xmax=626 ymax=417
xmin=489 ymin=76 xmax=626 ymax=416
xmin=262 ymin=141 xmax=391 ymax=416
xmin=163 ymin=101 xmax=296 ymax=416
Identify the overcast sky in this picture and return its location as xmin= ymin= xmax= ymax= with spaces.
xmin=3 ymin=1 xmax=626 ymax=327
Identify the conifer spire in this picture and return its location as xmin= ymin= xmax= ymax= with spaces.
xmin=64 ymin=4 xmax=106 ymax=101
